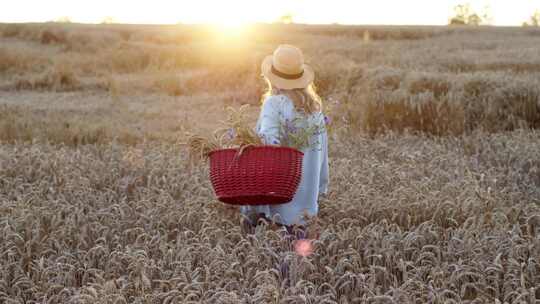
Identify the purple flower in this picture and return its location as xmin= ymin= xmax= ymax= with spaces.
xmin=272 ymin=139 xmax=279 ymax=145
xmin=226 ymin=128 xmax=235 ymax=140
xmin=285 ymin=119 xmax=297 ymax=133
xmin=324 ymin=116 xmax=331 ymax=125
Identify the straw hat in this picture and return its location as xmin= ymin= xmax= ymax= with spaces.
xmin=261 ymin=44 xmax=314 ymax=90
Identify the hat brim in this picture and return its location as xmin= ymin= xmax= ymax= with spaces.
xmin=261 ymin=55 xmax=314 ymax=90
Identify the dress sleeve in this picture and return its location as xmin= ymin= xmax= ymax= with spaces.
xmin=257 ymin=97 xmax=282 ymax=145
xmin=319 ymin=127 xmax=329 ymax=195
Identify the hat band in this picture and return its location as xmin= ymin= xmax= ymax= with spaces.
xmin=271 ymin=65 xmax=304 ymax=80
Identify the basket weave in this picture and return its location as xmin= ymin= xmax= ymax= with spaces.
xmin=209 ymin=146 xmax=303 ymax=205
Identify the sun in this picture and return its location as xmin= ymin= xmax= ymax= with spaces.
xmin=209 ymin=19 xmax=252 ymax=42
xmin=212 ymin=20 xmax=249 ymax=35
xmin=191 ymin=1 xmax=263 ymax=38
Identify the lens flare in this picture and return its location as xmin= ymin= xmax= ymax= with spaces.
xmin=294 ymin=239 xmax=314 ymax=257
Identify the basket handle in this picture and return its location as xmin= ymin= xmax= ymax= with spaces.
xmin=227 ymin=144 xmax=255 ymax=171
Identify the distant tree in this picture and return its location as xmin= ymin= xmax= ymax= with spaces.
xmin=534 ymin=10 xmax=540 ymax=26
xmin=449 ymin=18 xmax=465 ymax=25
xmin=467 ymin=13 xmax=482 ymax=26
xmin=481 ymin=5 xmax=494 ymax=25
xmin=101 ymin=16 xmax=116 ymax=24
xmin=277 ymin=14 xmax=294 ymax=24
xmin=449 ymin=4 xmax=485 ymax=26
xmin=55 ymin=16 xmax=72 ymax=23
xmin=450 ymin=4 xmax=469 ymax=25
xmin=523 ymin=10 xmax=540 ymax=26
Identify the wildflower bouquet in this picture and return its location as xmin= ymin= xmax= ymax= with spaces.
xmin=271 ymin=112 xmax=328 ymax=152
xmin=186 ymin=104 xmax=328 ymax=162
xmin=185 ymin=105 xmax=262 ymax=163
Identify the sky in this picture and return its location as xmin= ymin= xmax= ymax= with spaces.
xmin=1 ymin=0 xmax=539 ymax=26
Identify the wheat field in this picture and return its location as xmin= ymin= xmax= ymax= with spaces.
xmin=0 ymin=23 xmax=540 ymax=303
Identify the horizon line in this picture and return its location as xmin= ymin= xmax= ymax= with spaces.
xmin=0 ymin=20 xmax=531 ymax=28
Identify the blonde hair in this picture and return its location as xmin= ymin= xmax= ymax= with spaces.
xmin=261 ymin=78 xmax=323 ymax=114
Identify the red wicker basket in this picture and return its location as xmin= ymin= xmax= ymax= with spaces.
xmin=208 ymin=146 xmax=303 ymax=206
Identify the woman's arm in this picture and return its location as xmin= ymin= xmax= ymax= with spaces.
xmin=257 ymin=96 xmax=282 ymax=145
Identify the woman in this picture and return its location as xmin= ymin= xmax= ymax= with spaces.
xmin=240 ymin=44 xmax=329 ymax=238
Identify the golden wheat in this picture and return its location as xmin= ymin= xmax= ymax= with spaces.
xmin=1 ymin=23 xmax=540 ymax=137
xmin=0 ymin=131 xmax=539 ymax=303
xmin=185 ymin=105 xmax=263 ymax=162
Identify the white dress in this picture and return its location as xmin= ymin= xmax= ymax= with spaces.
xmin=240 ymin=95 xmax=329 ymax=226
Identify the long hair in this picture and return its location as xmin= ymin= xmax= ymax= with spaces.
xmin=261 ymin=78 xmax=323 ymax=114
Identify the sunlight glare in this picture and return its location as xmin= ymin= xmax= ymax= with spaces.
xmin=211 ymin=21 xmax=249 ymax=38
